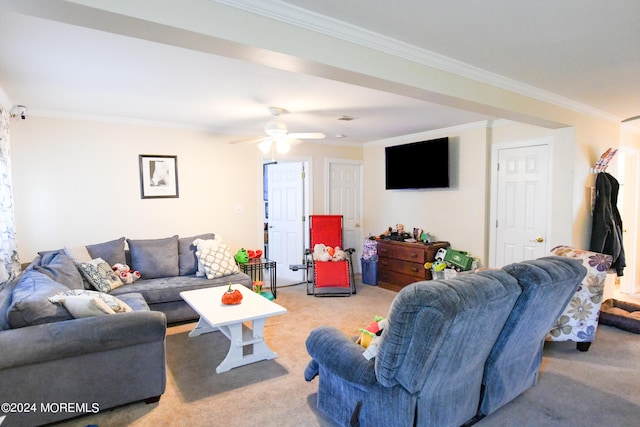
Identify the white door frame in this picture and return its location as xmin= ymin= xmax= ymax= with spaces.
xmin=488 ymin=137 xmax=554 ymax=267
xmin=618 ymin=147 xmax=639 ymax=294
xmin=325 ymin=158 xmax=364 ymax=271
xmin=264 ymin=157 xmax=312 ymax=280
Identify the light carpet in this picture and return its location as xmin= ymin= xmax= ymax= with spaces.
xmin=53 ymin=279 xmax=640 ymax=427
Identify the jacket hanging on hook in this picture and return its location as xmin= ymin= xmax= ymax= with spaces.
xmin=589 ymin=172 xmax=626 ymax=276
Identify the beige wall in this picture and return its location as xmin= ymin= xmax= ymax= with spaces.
xmin=363 ymin=124 xmax=490 ymax=264
xmin=10 ymin=116 xmax=364 ymax=261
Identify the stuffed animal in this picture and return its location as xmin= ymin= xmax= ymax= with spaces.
xmin=235 ymin=248 xmax=249 ymax=264
xmin=332 ymin=246 xmax=347 ymax=261
xmin=112 ymin=263 xmax=141 ymax=284
xmin=356 ymin=316 xmax=388 ymax=348
xmin=313 ymin=243 xmax=332 ymax=262
xmin=356 ymin=315 xmax=389 ymax=360
xmin=326 ymin=246 xmax=335 ymax=258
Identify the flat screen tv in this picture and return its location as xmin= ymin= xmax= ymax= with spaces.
xmin=385 ymin=137 xmax=449 ymax=189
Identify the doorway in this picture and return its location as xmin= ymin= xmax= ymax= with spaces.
xmin=489 ymin=139 xmax=552 ymax=267
xmin=264 ymin=161 xmax=309 ymax=283
xmin=326 ymin=159 xmax=364 ymax=272
xmin=618 ymin=148 xmax=639 ymax=295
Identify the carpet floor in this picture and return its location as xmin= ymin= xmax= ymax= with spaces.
xmin=53 ymin=279 xmax=640 ymax=427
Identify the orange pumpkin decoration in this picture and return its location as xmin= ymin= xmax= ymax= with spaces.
xmin=221 ymin=283 xmax=243 ymax=305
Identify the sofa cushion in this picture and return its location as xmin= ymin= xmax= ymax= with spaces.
xmin=33 ymin=252 xmax=84 ymax=290
xmin=7 ymin=270 xmax=73 ymax=328
xmin=86 ymin=237 xmax=126 ymax=266
xmin=109 ymin=273 xmax=251 ymax=304
xmin=178 ymin=233 xmax=215 ymax=276
xmin=76 ymin=258 xmax=125 ymax=292
xmin=128 ymin=235 xmax=179 ymax=279
xmin=116 ymin=292 xmax=150 ymax=312
xmin=196 ymin=243 xmax=240 ymax=279
xmin=50 ymin=289 xmax=133 ymax=314
xmin=0 ymin=280 xmax=17 ymax=330
xmin=64 ymin=245 xmax=92 ymax=263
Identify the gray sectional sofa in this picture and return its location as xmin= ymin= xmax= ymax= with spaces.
xmin=0 ymin=233 xmax=252 ymax=426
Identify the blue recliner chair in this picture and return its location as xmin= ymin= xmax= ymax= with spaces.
xmin=477 ymin=256 xmax=586 ymax=418
xmin=305 ymin=270 xmax=522 ymax=427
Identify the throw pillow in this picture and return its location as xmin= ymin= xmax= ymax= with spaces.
xmin=49 ymin=293 xmax=116 ymax=318
xmin=127 ymin=235 xmax=179 ymax=279
xmin=7 ymin=270 xmax=74 ymax=328
xmin=33 ymin=252 xmax=84 ymax=290
xmin=86 ymin=237 xmax=126 ymax=266
xmin=50 ymin=289 xmax=133 ymax=314
xmin=193 ymin=238 xmax=223 ymax=277
xmin=196 ymin=243 xmax=240 ymax=279
xmin=178 ymin=233 xmax=215 ymax=276
xmin=76 ymin=258 xmax=124 ymax=292
xmin=64 ymin=245 xmax=92 ymax=263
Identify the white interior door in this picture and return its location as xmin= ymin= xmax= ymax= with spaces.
xmin=494 ymin=144 xmax=550 ymax=266
xmin=619 ymin=149 xmax=639 ymax=294
xmin=327 ymin=160 xmax=363 ymax=271
xmin=267 ymin=162 xmax=305 ymax=283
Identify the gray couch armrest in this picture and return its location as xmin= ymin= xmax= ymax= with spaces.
xmin=306 ymin=326 xmax=377 ymax=386
xmin=0 ymin=311 xmax=166 ymax=369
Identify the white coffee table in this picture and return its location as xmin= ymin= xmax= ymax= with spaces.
xmin=180 ymin=284 xmax=287 ymax=373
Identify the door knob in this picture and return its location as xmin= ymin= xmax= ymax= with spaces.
xmin=530 ymin=236 xmax=544 ymax=243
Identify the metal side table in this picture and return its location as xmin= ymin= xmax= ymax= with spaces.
xmin=237 ymin=258 xmax=277 ymax=298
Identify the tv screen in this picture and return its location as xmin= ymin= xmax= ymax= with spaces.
xmin=385 ymin=137 xmax=449 ymax=189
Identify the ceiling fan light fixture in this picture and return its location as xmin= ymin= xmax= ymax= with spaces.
xmin=275 ymin=137 xmax=290 ymax=153
xmin=264 ymin=119 xmax=288 ymax=136
xmin=258 ymin=139 xmax=272 ymax=154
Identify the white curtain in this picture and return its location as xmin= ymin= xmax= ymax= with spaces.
xmin=0 ymin=106 xmax=20 ymax=283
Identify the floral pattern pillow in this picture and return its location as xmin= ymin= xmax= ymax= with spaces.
xmin=547 ymin=246 xmax=612 ymax=343
xmin=76 ymin=258 xmax=124 ymax=293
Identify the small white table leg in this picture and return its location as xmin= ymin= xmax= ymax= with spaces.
xmin=214 ymin=319 xmax=279 ymax=373
xmin=188 ymin=317 xmax=217 ymax=337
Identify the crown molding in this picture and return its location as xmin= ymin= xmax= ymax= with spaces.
xmin=365 ymin=120 xmax=492 ymax=147
xmin=212 ymin=0 xmax=620 ymax=124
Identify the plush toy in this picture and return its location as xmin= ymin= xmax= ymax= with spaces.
xmin=112 ymin=263 xmax=141 ymax=284
xmin=235 ymin=248 xmax=249 ymax=264
xmin=313 ymin=243 xmax=332 ymax=262
xmin=356 ymin=316 xmax=388 ymax=348
xmin=326 ymin=246 xmax=335 ymax=258
xmin=247 ymin=249 xmax=263 ymax=259
xmin=356 ymin=315 xmax=389 ymax=360
xmin=333 ymin=246 xmax=347 ymax=261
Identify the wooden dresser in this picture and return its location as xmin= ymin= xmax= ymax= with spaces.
xmin=377 ymin=240 xmax=450 ymax=292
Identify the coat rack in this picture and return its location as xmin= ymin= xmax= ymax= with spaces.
xmin=589 ymin=148 xmax=618 ymax=211
xmin=590 ymin=148 xmax=617 ymax=174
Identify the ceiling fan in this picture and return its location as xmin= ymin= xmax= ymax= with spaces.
xmin=230 ymin=106 xmax=325 ymax=154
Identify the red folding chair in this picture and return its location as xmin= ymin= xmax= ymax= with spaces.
xmin=305 ymin=215 xmax=356 ymax=296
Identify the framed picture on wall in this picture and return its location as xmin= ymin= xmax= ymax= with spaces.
xmin=139 ymin=154 xmax=179 ymax=199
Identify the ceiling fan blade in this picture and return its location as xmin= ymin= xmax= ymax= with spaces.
xmin=288 ymin=132 xmax=325 ymax=140
xmin=287 ymin=138 xmax=303 ymax=146
xmin=229 ymin=136 xmax=271 ymax=145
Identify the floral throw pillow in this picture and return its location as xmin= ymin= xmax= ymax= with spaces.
xmin=76 ymin=258 xmax=124 ymax=293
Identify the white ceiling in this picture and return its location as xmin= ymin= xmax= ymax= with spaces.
xmin=0 ymin=0 xmax=639 ymax=144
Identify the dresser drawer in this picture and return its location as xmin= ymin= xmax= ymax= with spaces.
xmin=377 ymin=242 xmax=426 ymax=263
xmin=378 ymin=257 xmax=425 ymax=278
xmin=378 ymin=269 xmax=425 ymax=291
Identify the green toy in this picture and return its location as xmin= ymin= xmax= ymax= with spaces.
xmin=234 ymin=248 xmax=249 ymax=264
